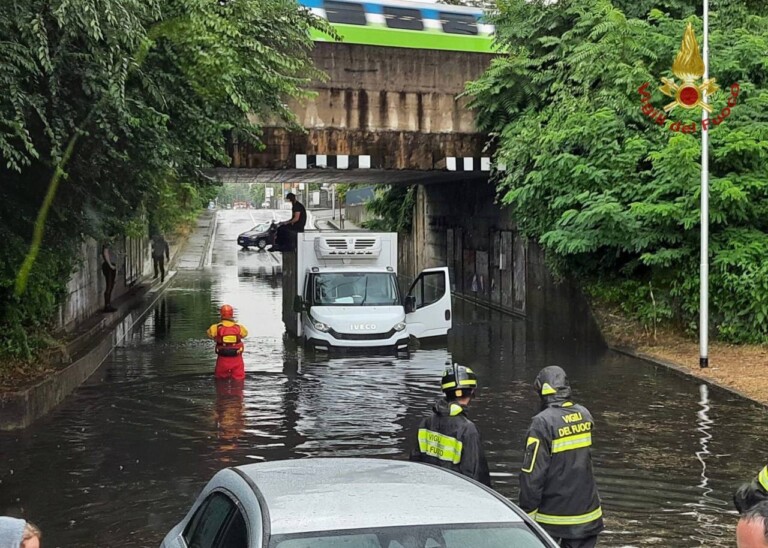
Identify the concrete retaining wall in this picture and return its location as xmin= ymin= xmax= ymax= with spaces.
xmin=56 ymin=236 xmax=153 ymax=333
xmin=403 ymin=181 xmax=605 ymax=346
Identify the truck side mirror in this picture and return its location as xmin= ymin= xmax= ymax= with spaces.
xmin=293 ymin=295 xmax=304 ymax=313
xmin=404 ymin=296 xmax=415 ymax=314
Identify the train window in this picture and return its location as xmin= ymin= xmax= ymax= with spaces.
xmin=439 ymin=12 xmax=478 ymax=35
xmin=324 ymin=0 xmax=367 ymax=25
xmin=383 ymin=6 xmax=423 ymax=31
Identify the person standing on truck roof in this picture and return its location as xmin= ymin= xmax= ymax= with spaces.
xmin=272 ymin=192 xmax=307 ymax=252
xmin=409 ymin=363 xmax=491 ymax=487
xmin=519 ymin=365 xmax=603 ymax=548
xmin=206 ymin=304 xmax=248 ymax=381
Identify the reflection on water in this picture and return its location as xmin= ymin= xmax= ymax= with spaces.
xmin=0 ymin=212 xmax=765 ymax=547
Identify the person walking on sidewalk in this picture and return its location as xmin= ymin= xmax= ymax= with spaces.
xmin=207 ymin=304 xmax=248 ymax=381
xmin=152 ymin=233 xmax=170 ymax=283
xmin=519 ymin=365 xmax=603 ymax=548
xmin=101 ymin=240 xmax=118 ymax=313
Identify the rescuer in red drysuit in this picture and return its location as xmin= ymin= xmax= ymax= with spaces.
xmin=206 ymin=304 xmax=248 ymax=380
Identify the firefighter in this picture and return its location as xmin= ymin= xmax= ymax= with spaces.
xmin=409 ymin=363 xmax=491 ymax=487
xmin=206 ymin=304 xmax=248 ymax=381
xmin=519 ymin=366 xmax=603 ymax=548
xmin=734 ymin=465 xmax=768 ymax=513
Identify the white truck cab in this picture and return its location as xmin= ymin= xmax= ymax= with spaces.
xmin=282 ymin=232 xmax=452 ymax=353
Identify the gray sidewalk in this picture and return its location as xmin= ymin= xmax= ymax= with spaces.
xmin=176 ymin=211 xmax=217 ymax=269
xmin=312 ymin=208 xmax=361 ymax=230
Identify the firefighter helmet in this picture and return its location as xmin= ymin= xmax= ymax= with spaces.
xmin=533 ymin=365 xmax=571 ymax=399
xmin=220 ymin=304 xmax=234 ymax=320
xmin=441 ymin=363 xmax=478 ymax=400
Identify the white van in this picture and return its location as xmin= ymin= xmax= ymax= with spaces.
xmin=282 ymin=232 xmax=452 ymax=353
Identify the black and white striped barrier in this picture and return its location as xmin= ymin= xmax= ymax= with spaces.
xmin=295 ymin=154 xmax=371 ymax=170
xmin=441 ymin=157 xmax=507 ymax=172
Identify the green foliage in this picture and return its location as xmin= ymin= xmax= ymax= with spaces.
xmin=0 ymin=0 xmax=323 ymax=361
xmin=468 ymin=0 xmax=768 ymax=342
xmin=362 ymin=186 xmax=416 ymax=233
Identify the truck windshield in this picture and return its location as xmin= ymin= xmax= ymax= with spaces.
xmin=310 ymin=272 xmax=400 ymax=306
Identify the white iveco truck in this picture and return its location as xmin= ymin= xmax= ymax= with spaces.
xmin=282 ymin=231 xmax=452 ymax=353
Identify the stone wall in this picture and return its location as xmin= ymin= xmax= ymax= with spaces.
xmin=56 ymin=236 xmax=151 ymax=333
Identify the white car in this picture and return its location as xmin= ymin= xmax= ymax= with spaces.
xmin=160 ymin=458 xmax=558 ymax=548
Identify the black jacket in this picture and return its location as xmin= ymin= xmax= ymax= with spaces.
xmin=734 ymin=464 xmax=768 ymax=512
xmin=409 ymin=398 xmax=491 ymax=487
xmin=519 ymin=367 xmax=603 ymax=540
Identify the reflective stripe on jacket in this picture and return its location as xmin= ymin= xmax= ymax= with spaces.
xmin=409 ymin=397 xmax=491 ymax=487
xmin=519 ymin=401 xmax=604 ymax=540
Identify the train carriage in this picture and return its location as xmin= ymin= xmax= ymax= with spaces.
xmin=300 ymin=0 xmax=496 ymax=53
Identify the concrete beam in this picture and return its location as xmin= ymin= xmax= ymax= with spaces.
xmin=202 ymin=168 xmax=491 ymax=186
xmin=230 ymin=128 xmax=488 ymax=170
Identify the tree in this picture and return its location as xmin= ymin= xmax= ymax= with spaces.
xmin=0 ymin=0 xmax=327 ymax=360
xmin=467 ymin=0 xmax=768 ymax=342
xmin=362 ymin=186 xmax=416 ymax=233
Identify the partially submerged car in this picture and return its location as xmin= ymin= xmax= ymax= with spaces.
xmin=160 ymin=457 xmax=558 ymax=548
xmin=237 ymin=221 xmax=277 ymax=250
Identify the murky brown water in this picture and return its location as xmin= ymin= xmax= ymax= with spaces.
xmin=1 ymin=210 xmax=765 ymax=547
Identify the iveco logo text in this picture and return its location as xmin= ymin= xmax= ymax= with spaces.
xmin=350 ymin=324 xmax=376 ymax=330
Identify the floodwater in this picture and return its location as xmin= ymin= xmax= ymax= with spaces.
xmin=1 ymin=210 xmax=766 ymax=547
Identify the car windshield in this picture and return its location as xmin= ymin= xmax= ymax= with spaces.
xmin=310 ymin=272 xmax=400 ymax=306
xmin=269 ymin=523 xmax=549 ymax=548
xmin=250 ymin=223 xmax=270 ymax=233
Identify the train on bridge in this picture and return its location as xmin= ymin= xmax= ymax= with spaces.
xmin=300 ymin=0 xmax=495 ymax=53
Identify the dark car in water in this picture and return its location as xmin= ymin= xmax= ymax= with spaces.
xmin=237 ymin=221 xmax=276 ymax=250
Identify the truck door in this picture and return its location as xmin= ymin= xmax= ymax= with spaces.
xmin=405 ymin=267 xmax=452 ymax=338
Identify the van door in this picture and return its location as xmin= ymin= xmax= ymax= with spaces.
xmin=405 ymin=267 xmax=452 ymax=338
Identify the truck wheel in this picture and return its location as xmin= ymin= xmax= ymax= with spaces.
xmin=256 ymin=238 xmax=267 ymax=250
xmin=240 ymin=245 xmax=249 ymax=250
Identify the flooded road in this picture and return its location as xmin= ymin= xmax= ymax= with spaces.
xmin=1 ymin=210 xmax=766 ymax=547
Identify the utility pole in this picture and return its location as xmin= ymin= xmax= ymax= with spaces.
xmin=700 ymin=0 xmax=710 ymax=368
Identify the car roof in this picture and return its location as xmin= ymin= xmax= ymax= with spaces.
xmin=234 ymin=458 xmax=521 ymax=535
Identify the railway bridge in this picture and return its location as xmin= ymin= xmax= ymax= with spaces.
xmin=206 ymin=0 xmax=496 ymax=185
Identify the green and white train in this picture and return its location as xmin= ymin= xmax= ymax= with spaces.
xmin=300 ymin=0 xmax=495 ymax=53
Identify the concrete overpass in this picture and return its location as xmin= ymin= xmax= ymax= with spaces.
xmin=207 ymin=42 xmax=494 ymax=183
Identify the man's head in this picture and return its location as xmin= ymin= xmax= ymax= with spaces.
xmin=737 ymin=501 xmax=768 ymax=547
xmin=286 ymin=192 xmax=296 ymax=203
xmin=441 ymin=363 xmax=477 ymax=405
xmin=22 ymin=522 xmax=41 ymax=548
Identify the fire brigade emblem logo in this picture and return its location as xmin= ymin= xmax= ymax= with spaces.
xmin=637 ymin=22 xmax=739 ymax=133
xmin=659 ymin=23 xmax=719 ymax=113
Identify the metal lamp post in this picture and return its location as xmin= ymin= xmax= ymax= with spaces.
xmin=700 ymin=0 xmax=710 ymax=368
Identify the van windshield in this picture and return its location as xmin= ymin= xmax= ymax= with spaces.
xmin=310 ymin=272 xmax=400 ymax=306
